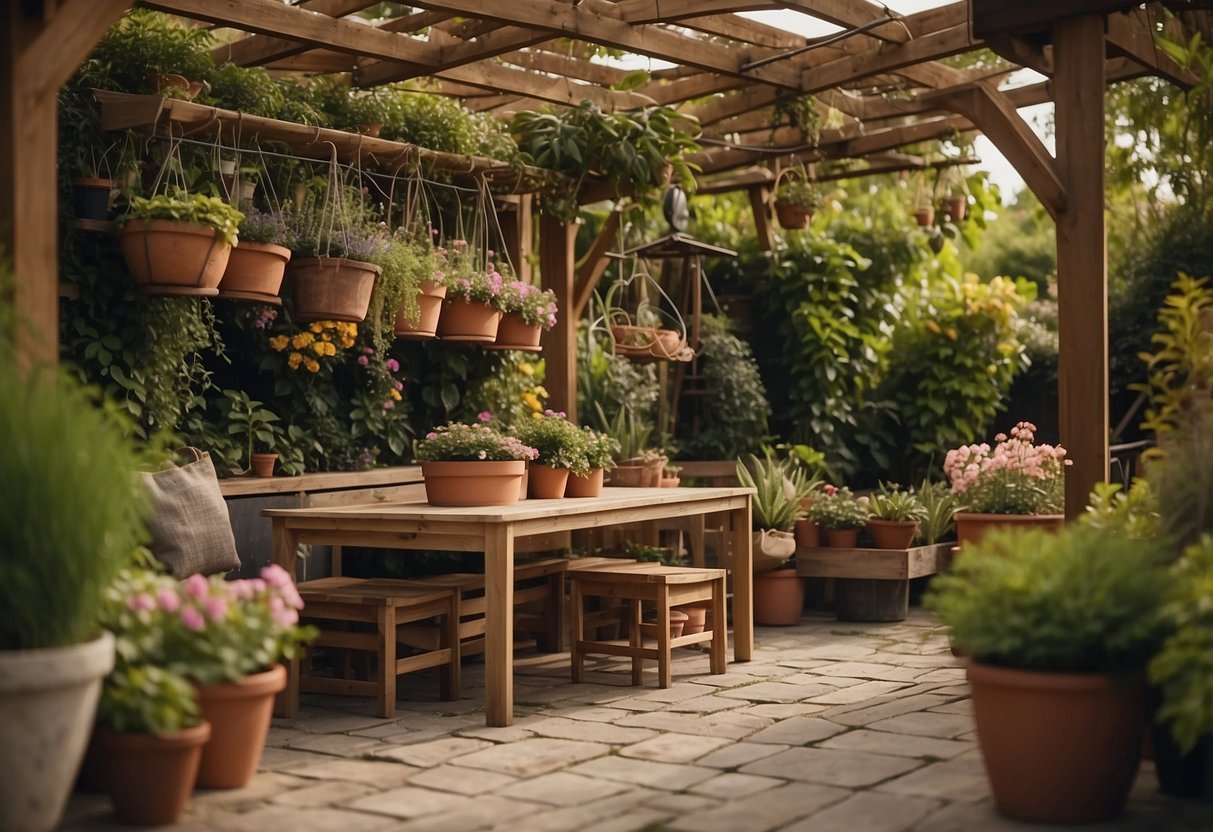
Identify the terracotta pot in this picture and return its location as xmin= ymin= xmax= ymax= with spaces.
xmin=394 ymin=280 xmax=447 ymax=339
xmin=825 ymin=527 xmax=861 ymax=548
xmin=566 ymin=468 xmax=604 ymax=498
xmin=93 ymin=721 xmax=211 ymax=825
xmin=288 ymin=257 xmax=379 ymax=322
xmin=485 ymin=312 xmax=542 ymax=351
xmin=422 ymin=460 xmax=525 ymax=506
xmin=914 ymin=206 xmax=935 ymax=227
xmin=967 ymin=661 xmax=1145 ymax=824
xmin=219 ymin=241 xmax=290 ymax=303
xmin=608 ymin=464 xmax=652 ymax=487
xmin=753 ymin=569 xmax=805 ymax=626
xmin=774 ymin=200 xmax=811 ymax=230
xmin=954 ymin=512 xmax=1065 ymax=551
xmin=71 ymin=177 xmax=116 ymax=221
xmin=119 ymin=219 xmax=232 ymax=297
xmin=677 ymin=604 xmax=708 ymax=635
xmin=639 ymin=609 xmax=689 ymax=640
xmin=195 ymin=664 xmax=286 ymax=789
xmin=437 ymin=298 xmax=503 ymax=342
xmin=357 ymin=122 xmax=382 ymax=137
xmin=250 ymin=452 xmax=277 ymax=478
xmin=528 ymin=464 xmax=570 ymax=499
xmin=148 ymin=72 xmax=203 ymax=100
xmin=647 ymin=328 xmax=685 ymax=360
xmin=945 ymin=194 xmax=967 ymax=222
xmin=660 ymin=476 xmax=680 ymax=488
xmin=754 ymin=529 xmax=797 ymax=572
xmin=794 ymin=519 xmax=821 ymax=548
xmin=867 ymin=519 xmax=918 ymax=550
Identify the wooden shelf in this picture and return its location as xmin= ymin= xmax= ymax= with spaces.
xmin=795 ymin=542 xmax=953 ymax=581
xmin=72 ymin=218 xmax=117 ymax=233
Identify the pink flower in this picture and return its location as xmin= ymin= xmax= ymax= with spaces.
xmin=823 ymin=484 xmax=838 ymax=496
xmin=478 ymin=411 xmax=492 ymax=422
xmin=261 ymin=564 xmax=291 ymax=589
xmin=180 ymin=607 xmax=205 ymax=632
xmin=204 ymin=596 xmax=229 ymax=622
xmin=394 ymin=380 xmax=404 ymax=391
xmin=157 ymin=587 xmax=181 ymax=612
xmin=358 ymin=355 xmax=369 ymax=366
xmin=386 ymin=358 xmax=400 ymax=373
xmin=128 ymin=593 xmax=155 ymax=613
xmin=383 ymin=400 xmax=395 ymax=410
xmin=183 ymin=573 xmax=209 ymax=600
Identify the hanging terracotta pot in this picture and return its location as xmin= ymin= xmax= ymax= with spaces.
xmin=944 ymin=194 xmax=967 ymax=222
xmin=954 ymin=512 xmax=1065 ymax=552
xmin=437 ymin=299 xmax=503 ymax=343
xmin=195 ymin=664 xmax=286 ymax=789
xmin=71 ymin=178 xmax=116 ymax=221
xmin=422 ymin=460 xmax=525 ymax=506
xmin=825 ymin=527 xmax=861 ymax=548
xmin=774 ymin=200 xmax=811 ymax=230
xmin=914 ymin=206 xmax=935 ymax=227
xmin=527 ymin=464 xmax=569 ymax=499
xmin=968 ymin=661 xmax=1144 ymax=824
xmin=93 ymin=721 xmax=211 ymax=825
xmin=119 ymin=220 xmax=232 ymax=297
xmin=394 ymin=280 xmax=448 ymax=339
xmin=218 ymin=241 xmax=291 ymax=304
xmin=288 ymin=257 xmax=379 ymax=322
xmin=485 ymin=312 xmax=543 ymax=352
xmin=753 ymin=569 xmax=805 ymax=626
xmin=867 ymin=519 xmax=918 ymax=550
xmin=249 ymin=453 xmax=277 ymax=478
xmin=566 ymin=468 xmax=604 ymax=498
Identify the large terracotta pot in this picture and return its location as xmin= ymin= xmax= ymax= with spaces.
xmin=566 ymin=468 xmax=604 ymax=498
xmin=119 ymin=219 xmax=232 ymax=297
xmin=93 ymin=721 xmax=211 ymax=825
xmin=0 ymin=631 xmax=115 ymax=832
xmin=527 ymin=464 xmax=569 ymax=499
xmin=967 ymin=661 xmax=1145 ymax=824
xmin=421 ymin=460 xmax=525 ymax=506
xmin=753 ymin=569 xmax=805 ymax=626
xmin=288 ymin=257 xmax=379 ymax=322
xmin=394 ymin=280 xmax=447 ymax=339
xmin=867 ymin=519 xmax=917 ymax=550
xmin=437 ymin=299 xmax=502 ymax=342
xmin=218 ymin=241 xmax=291 ymax=303
xmin=955 ymin=512 xmax=1065 ymax=551
xmin=195 ymin=664 xmax=286 ymax=789
xmin=485 ymin=312 xmax=542 ymax=352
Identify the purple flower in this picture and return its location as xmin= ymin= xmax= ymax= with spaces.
xmin=386 ymin=358 xmax=400 ymax=373
xmin=394 ymin=380 xmax=404 ymax=391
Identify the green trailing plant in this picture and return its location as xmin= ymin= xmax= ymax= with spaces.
xmin=926 ymin=527 xmax=1170 ymax=674
xmin=807 ymin=485 xmax=869 ymax=531
xmin=121 ymin=192 xmax=244 ymax=246
xmin=775 ymin=170 xmax=823 ymax=211
xmin=368 ymin=229 xmax=434 ymax=354
xmin=914 ymin=479 xmax=960 ymax=544
xmin=868 ymin=484 xmax=927 ymax=523
xmin=205 ymin=63 xmax=284 ymax=118
xmin=735 ymin=454 xmax=806 ymax=532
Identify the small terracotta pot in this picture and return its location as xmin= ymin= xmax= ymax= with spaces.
xmin=659 ymin=476 xmax=680 ymax=488
xmin=422 ymin=460 xmax=525 ymax=506
xmin=753 ymin=569 xmax=805 ymax=626
xmin=954 ymin=512 xmax=1065 ymax=551
xmin=825 ymin=527 xmax=860 ymax=548
xmin=566 ymin=468 xmax=604 ymax=498
xmin=219 ymin=241 xmax=290 ymax=303
xmin=639 ymin=609 xmax=689 ymax=640
xmin=394 ymin=280 xmax=448 ymax=339
xmin=148 ymin=73 xmax=203 ymax=100
xmin=774 ymin=200 xmax=812 ymax=230
xmin=486 ymin=312 xmax=542 ymax=351
xmin=119 ymin=219 xmax=232 ymax=297
xmin=945 ymin=194 xmax=967 ymax=222
xmin=527 ymin=464 xmax=570 ymax=499
xmin=437 ymin=299 xmax=503 ymax=342
xmin=93 ymin=721 xmax=211 ymax=825
xmin=677 ymin=604 xmax=708 ymax=635
xmin=914 ymin=206 xmax=935 ymax=227
xmin=250 ymin=453 xmax=277 ymax=478
xmin=195 ymin=664 xmax=286 ymax=789
xmin=794 ymin=519 xmax=821 ymax=548
xmin=288 ymin=257 xmax=379 ymax=322
xmin=867 ymin=519 xmax=917 ymax=550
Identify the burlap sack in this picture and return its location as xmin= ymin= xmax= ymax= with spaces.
xmin=142 ymin=448 xmax=240 ymax=578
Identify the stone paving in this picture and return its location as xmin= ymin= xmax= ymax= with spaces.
xmin=63 ymin=610 xmax=1213 ymax=831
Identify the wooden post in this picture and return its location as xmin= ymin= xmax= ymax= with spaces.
xmin=496 ymin=193 xmax=532 ymax=283
xmin=539 ymin=212 xmax=578 ymax=424
xmin=1054 ymin=14 xmax=1109 ymax=517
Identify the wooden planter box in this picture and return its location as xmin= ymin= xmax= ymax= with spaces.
xmin=795 ymin=542 xmax=954 ymax=622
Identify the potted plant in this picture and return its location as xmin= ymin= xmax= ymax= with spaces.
xmin=435 ymin=239 xmax=505 ymax=343
xmin=118 ymin=190 xmax=243 ymax=297
xmin=944 ymin=422 xmax=1068 ymax=549
xmin=914 ymin=201 xmax=935 ymax=227
xmin=489 ymin=275 xmax=558 ymax=352
xmin=735 ymin=455 xmax=808 ymax=626
xmin=807 ymin=485 xmax=870 ymax=548
xmin=943 ymin=192 xmax=968 ymax=223
xmin=598 ymin=404 xmax=666 ymax=487
xmin=867 ymin=484 xmax=928 ymax=549
xmin=914 ymin=478 xmax=960 ymax=546
xmin=69 ymin=140 xmax=119 ymax=222
xmin=383 ymin=230 xmax=444 ymax=341
xmin=415 ymin=421 xmax=538 ymax=506
xmin=222 ymin=390 xmax=282 ymax=478
xmin=513 ymin=409 xmax=589 ymax=499
xmin=567 ymin=427 xmax=619 ymax=498
xmin=926 ymin=526 xmax=1170 ymax=823
xmin=0 ymin=366 xmax=149 ymax=832
xmin=284 ymin=189 xmax=383 ymax=322
xmin=218 ymin=208 xmax=294 ymax=304
xmin=773 ymin=172 xmax=822 ymax=230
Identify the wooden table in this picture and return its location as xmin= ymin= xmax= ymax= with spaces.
xmin=264 ymin=486 xmax=754 ymax=726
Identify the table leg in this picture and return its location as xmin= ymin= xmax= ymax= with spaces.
xmin=730 ymin=502 xmax=753 ymax=662
xmin=272 ymin=520 xmax=302 ymax=717
xmin=485 ymin=524 xmax=515 ymax=727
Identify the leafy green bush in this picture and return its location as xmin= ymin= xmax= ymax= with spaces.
xmin=926 ymin=527 xmax=1170 ymax=673
xmin=97 ymin=664 xmax=200 ymax=735
xmin=513 ymin=411 xmax=589 ymax=474
xmin=678 ymin=315 xmax=770 ymax=460
xmin=1150 ymin=403 xmax=1213 ymax=550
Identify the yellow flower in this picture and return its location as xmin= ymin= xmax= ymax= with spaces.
xmin=309 ymin=322 xmax=324 ymax=334
xmin=287 ymin=352 xmax=303 ymax=370
xmin=518 ymin=362 xmax=534 ymax=377
xmin=304 ymin=358 xmax=320 ymax=373
xmin=321 ymin=331 xmax=332 ymax=342
xmin=269 ymin=335 xmax=289 ymax=352
xmin=522 ymin=392 xmax=541 ymax=412
xmin=323 ymin=342 xmax=337 ymax=356
xmin=924 ymin=320 xmax=942 ymax=335
xmin=312 ymin=341 xmax=328 ymax=355
xmin=945 ymin=327 xmax=958 ymax=341
xmin=389 ymin=388 xmax=402 ymax=401
xmin=534 ymin=385 xmax=548 ymax=398
xmin=291 ymin=332 xmax=315 ymax=349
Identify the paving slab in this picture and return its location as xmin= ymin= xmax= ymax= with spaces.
xmin=666 ymin=781 xmax=851 ymax=832
xmin=568 ymin=755 xmax=718 ymax=791
xmin=746 ymin=716 xmax=848 ymax=746
xmin=740 ymin=746 xmax=923 ymax=787
xmin=781 ymin=791 xmax=940 ymax=832
xmin=368 ymin=736 xmax=492 ymax=768
xmin=454 ymin=737 xmax=610 ymax=777
xmin=494 ymin=771 xmax=632 ymax=806
xmin=618 ymin=732 xmax=734 ymax=763
xmin=819 ymin=728 xmax=973 ymax=760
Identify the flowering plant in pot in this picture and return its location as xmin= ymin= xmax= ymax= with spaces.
xmin=284 ymin=189 xmax=383 ymax=323
xmin=943 ymin=422 xmax=1069 ymax=549
xmin=490 ymin=275 xmax=558 ymax=351
xmin=119 ymin=191 xmax=244 ymax=297
xmin=436 ymin=239 xmax=505 ymax=342
xmin=219 ymin=207 xmax=294 ymax=303
xmin=513 ymin=410 xmax=589 ymax=498
xmin=567 ymin=426 xmax=618 ymax=497
xmin=378 ymin=230 xmax=442 ymax=341
xmin=926 ymin=526 xmax=1170 ymax=824
xmin=415 ymin=421 xmax=537 ymax=506
xmin=807 ymin=485 xmax=870 ymax=547
xmin=866 ymin=484 xmax=928 ymax=549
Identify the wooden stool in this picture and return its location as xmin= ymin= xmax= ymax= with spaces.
xmin=567 ymin=563 xmax=728 ymax=688
xmin=294 ymin=577 xmax=460 ymax=718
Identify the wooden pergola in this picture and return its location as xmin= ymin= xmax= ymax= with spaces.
xmin=4 ymin=0 xmax=1210 ymax=515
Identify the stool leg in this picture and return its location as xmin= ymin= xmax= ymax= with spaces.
xmin=657 ymin=587 xmax=672 ymax=689
xmin=378 ymin=606 xmax=397 ymax=718
xmin=278 ymin=652 xmax=301 ymax=718
xmin=538 ymin=572 xmax=563 ymax=652
xmin=710 ymin=577 xmax=727 ymax=674
xmin=571 ymin=580 xmax=585 ymax=683
xmin=629 ymin=599 xmax=643 ymax=685
xmin=440 ymin=594 xmax=461 ymax=701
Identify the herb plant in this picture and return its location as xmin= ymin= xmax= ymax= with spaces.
xmin=122 ymin=191 xmax=244 ymax=246
xmin=807 ymin=485 xmax=870 ymax=530
xmin=868 ymin=484 xmax=928 ymax=523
